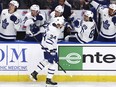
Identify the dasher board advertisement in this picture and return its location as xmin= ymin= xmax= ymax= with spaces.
xmin=59 ymin=46 xmax=116 ymax=71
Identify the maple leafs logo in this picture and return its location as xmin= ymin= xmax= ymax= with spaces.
xmin=2 ymin=19 xmax=9 ymax=29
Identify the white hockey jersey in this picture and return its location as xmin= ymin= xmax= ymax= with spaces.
xmin=91 ymin=1 xmax=116 ymax=38
xmin=48 ymin=11 xmax=65 ymax=41
xmin=49 ymin=11 xmax=65 ymax=23
xmin=41 ymin=23 xmax=62 ymax=50
xmin=75 ymin=20 xmax=96 ymax=43
xmin=23 ymin=12 xmax=45 ymax=35
xmin=0 ymin=9 xmax=20 ymax=40
xmin=98 ymin=7 xmax=116 ymax=38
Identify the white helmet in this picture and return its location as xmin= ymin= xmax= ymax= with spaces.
xmin=54 ymin=17 xmax=64 ymax=25
xmin=30 ymin=4 xmax=40 ymax=12
xmin=109 ymin=4 xmax=116 ymax=11
xmin=10 ymin=0 xmax=19 ymax=8
xmin=84 ymin=10 xmax=93 ymax=18
xmin=55 ymin=5 xmax=64 ymax=13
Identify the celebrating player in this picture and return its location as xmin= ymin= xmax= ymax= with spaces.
xmin=49 ymin=5 xmax=64 ymax=23
xmin=86 ymin=0 xmax=116 ymax=42
xmin=65 ymin=10 xmax=96 ymax=43
xmin=23 ymin=4 xmax=45 ymax=42
xmin=30 ymin=17 xmax=64 ymax=85
xmin=48 ymin=5 xmax=65 ymax=41
xmin=0 ymin=0 xmax=20 ymax=41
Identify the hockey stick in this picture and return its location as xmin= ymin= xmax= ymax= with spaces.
xmin=57 ymin=62 xmax=66 ymax=73
xmin=32 ymin=35 xmax=66 ymax=73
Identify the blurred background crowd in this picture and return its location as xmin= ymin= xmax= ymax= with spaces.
xmin=0 ymin=0 xmax=116 ymax=10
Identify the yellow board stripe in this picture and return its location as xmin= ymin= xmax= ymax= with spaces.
xmin=0 ymin=75 xmax=116 ymax=82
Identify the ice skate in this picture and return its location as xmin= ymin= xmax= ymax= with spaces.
xmin=46 ymin=78 xmax=57 ymax=85
xmin=30 ymin=71 xmax=38 ymax=81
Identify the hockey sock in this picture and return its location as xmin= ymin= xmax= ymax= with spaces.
xmin=47 ymin=63 xmax=56 ymax=79
xmin=36 ymin=59 xmax=49 ymax=73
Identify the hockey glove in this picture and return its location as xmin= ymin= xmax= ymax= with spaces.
xmin=10 ymin=15 xmax=17 ymax=23
xmin=70 ymin=17 xmax=74 ymax=22
xmin=26 ymin=30 xmax=34 ymax=37
xmin=36 ymin=14 xmax=43 ymax=21
xmin=73 ymin=20 xmax=79 ymax=27
xmin=44 ymin=51 xmax=54 ymax=64
xmin=44 ymin=50 xmax=58 ymax=64
xmin=50 ymin=50 xmax=58 ymax=63
xmin=66 ymin=23 xmax=73 ymax=30
xmin=112 ymin=16 xmax=116 ymax=25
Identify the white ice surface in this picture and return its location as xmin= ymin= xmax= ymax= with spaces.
xmin=0 ymin=82 xmax=116 ymax=87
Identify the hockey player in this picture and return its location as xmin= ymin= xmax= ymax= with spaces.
xmin=86 ymin=0 xmax=116 ymax=42
xmin=49 ymin=5 xmax=64 ymax=23
xmin=48 ymin=5 xmax=65 ymax=41
xmin=30 ymin=17 xmax=64 ymax=85
xmin=65 ymin=10 xmax=96 ymax=43
xmin=23 ymin=4 xmax=45 ymax=42
xmin=0 ymin=0 xmax=20 ymax=41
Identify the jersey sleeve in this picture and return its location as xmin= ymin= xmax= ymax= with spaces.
xmin=13 ymin=14 xmax=21 ymax=31
xmin=90 ymin=1 xmax=103 ymax=13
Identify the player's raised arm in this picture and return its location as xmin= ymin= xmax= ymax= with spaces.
xmin=85 ymin=0 xmax=100 ymax=10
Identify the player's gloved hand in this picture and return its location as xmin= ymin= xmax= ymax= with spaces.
xmin=73 ymin=20 xmax=79 ymax=27
xmin=10 ymin=15 xmax=17 ymax=23
xmin=70 ymin=17 xmax=74 ymax=21
xmin=50 ymin=49 xmax=58 ymax=63
xmin=26 ymin=30 xmax=34 ymax=37
xmin=112 ymin=16 xmax=116 ymax=25
xmin=67 ymin=23 xmax=73 ymax=30
xmin=44 ymin=50 xmax=58 ymax=64
xmin=50 ymin=50 xmax=56 ymax=56
xmin=36 ymin=14 xmax=43 ymax=20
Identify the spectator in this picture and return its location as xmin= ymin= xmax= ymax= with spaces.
xmin=72 ymin=0 xmax=80 ymax=10
xmin=2 ymin=0 xmax=10 ymax=9
xmin=17 ymin=0 xmax=29 ymax=9
xmin=2 ymin=0 xmax=30 ymax=9
xmin=43 ymin=0 xmax=56 ymax=9
xmin=71 ymin=0 xmax=90 ymax=10
xmin=19 ymin=0 xmax=57 ymax=9
xmin=21 ymin=0 xmax=38 ymax=9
